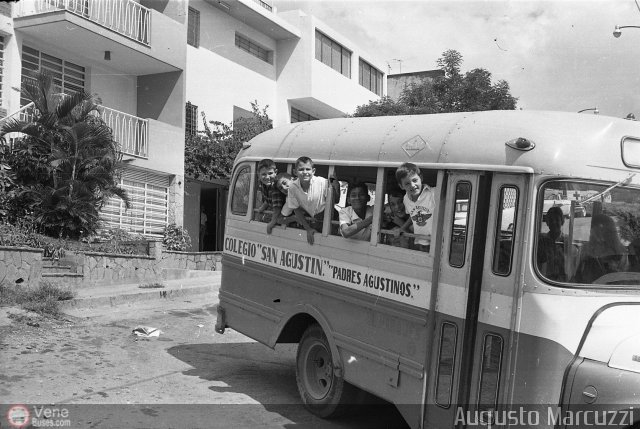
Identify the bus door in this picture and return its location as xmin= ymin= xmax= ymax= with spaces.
xmin=424 ymin=170 xmax=492 ymax=427
xmin=464 ymin=173 xmax=527 ymax=421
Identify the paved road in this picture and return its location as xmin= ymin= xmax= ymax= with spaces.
xmin=0 ymin=294 xmax=408 ymax=429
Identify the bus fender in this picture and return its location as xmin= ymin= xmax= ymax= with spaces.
xmin=270 ymin=303 xmax=343 ymax=376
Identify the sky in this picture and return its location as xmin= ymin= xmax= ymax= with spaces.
xmin=273 ymin=0 xmax=640 ymax=119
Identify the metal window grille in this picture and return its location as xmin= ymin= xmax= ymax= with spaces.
xmin=235 ymin=33 xmax=272 ymax=64
xmin=185 ymin=102 xmax=198 ymax=138
xmin=187 ymin=7 xmax=200 ymax=47
xmin=359 ymin=59 xmax=383 ymax=96
xmin=21 ymin=45 xmax=85 ymax=106
xmin=101 ymin=177 xmax=169 ymax=237
xmin=315 ymin=31 xmax=351 ymax=78
xmin=291 ymin=107 xmax=318 ymax=123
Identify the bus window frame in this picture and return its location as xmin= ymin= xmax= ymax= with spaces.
xmin=229 ymin=162 xmax=255 ymax=219
xmin=449 ymin=180 xmax=472 ymax=268
xmin=534 ymin=177 xmax=640 ymax=289
xmin=491 ymin=185 xmax=519 ymax=277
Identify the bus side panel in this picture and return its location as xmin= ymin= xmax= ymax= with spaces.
xmin=219 ymin=253 xmax=430 ymax=418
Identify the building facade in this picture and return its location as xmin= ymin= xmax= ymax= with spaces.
xmin=1 ymin=0 xmax=386 ymax=251
xmin=1 ymin=0 xmax=188 ymax=238
xmin=184 ymin=0 xmax=386 ymax=251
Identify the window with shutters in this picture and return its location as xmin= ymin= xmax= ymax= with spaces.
xmin=186 ymin=102 xmax=198 ymax=138
xmin=187 ymin=7 xmax=200 ymax=47
xmin=101 ymin=176 xmax=169 ymax=237
xmin=21 ymin=46 xmax=85 ymax=106
xmin=235 ymin=33 xmax=273 ymax=64
xmin=291 ymin=107 xmax=318 ymax=123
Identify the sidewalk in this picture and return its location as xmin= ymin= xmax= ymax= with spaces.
xmin=58 ymin=271 xmax=222 ymax=310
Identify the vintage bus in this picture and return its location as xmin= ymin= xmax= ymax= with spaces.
xmin=215 ymin=111 xmax=640 ymax=428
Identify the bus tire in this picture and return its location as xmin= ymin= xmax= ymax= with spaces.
xmin=296 ymin=323 xmax=355 ymax=418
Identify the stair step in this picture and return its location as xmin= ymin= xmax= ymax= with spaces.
xmin=41 ymin=272 xmax=84 ymax=278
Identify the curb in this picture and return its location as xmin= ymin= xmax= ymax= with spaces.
xmin=58 ymin=276 xmax=221 ymax=310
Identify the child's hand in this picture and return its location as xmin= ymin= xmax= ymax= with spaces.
xmin=306 ymin=229 xmax=315 ymax=245
xmin=267 ymin=224 xmax=274 ymax=234
xmin=392 ymin=229 xmax=403 ymax=238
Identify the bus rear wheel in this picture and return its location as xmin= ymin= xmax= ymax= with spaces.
xmin=296 ymin=323 xmax=355 ymax=418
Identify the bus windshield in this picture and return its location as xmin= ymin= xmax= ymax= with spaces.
xmin=537 ymin=179 xmax=640 ymax=286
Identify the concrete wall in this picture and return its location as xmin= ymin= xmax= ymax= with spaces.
xmin=138 ymin=71 xmax=185 ymax=127
xmin=0 ymin=244 xmax=222 ymax=289
xmin=125 ymin=119 xmax=185 ymax=176
xmin=0 ymin=246 xmax=43 ymax=286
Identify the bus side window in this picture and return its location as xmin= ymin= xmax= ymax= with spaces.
xmin=435 ymin=322 xmax=458 ymax=408
xmin=253 ymin=162 xmax=288 ymax=222
xmin=449 ymin=182 xmax=472 ymax=267
xmin=492 ymin=186 xmax=519 ymax=275
xmin=332 ymin=166 xmax=377 ymax=240
xmin=230 ymin=165 xmax=252 ymax=216
xmin=380 ymin=167 xmax=438 ymax=252
xmin=477 ymin=334 xmax=504 ymax=416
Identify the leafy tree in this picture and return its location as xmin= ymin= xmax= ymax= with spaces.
xmin=185 ymin=101 xmax=272 ymax=180
xmin=353 ymin=49 xmax=518 ymax=117
xmin=0 ymin=70 xmax=129 ymax=239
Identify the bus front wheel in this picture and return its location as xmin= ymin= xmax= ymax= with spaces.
xmin=296 ymin=323 xmax=355 ymax=418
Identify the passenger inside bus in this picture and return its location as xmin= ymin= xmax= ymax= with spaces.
xmin=537 ymin=206 xmax=567 ymax=282
xmin=284 ymin=156 xmax=340 ymax=245
xmin=382 ymin=188 xmax=411 ymax=248
xmin=573 ymin=214 xmax=630 ymax=283
xmin=273 ymin=172 xmax=297 ymax=231
xmin=338 ymin=182 xmax=374 ymax=241
xmin=256 ymin=159 xmax=286 ymax=233
xmin=395 ymin=162 xmax=436 ymax=252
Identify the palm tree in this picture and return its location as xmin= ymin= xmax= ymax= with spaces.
xmin=0 ymin=70 xmax=129 ymax=239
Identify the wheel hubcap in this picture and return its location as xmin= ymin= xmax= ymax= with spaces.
xmin=303 ymin=342 xmax=333 ymax=400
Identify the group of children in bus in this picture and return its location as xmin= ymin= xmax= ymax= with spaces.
xmin=256 ymin=157 xmax=435 ymax=251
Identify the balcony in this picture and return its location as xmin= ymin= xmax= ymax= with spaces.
xmin=17 ymin=0 xmax=150 ymax=45
xmin=101 ymin=106 xmax=148 ymax=158
xmin=1 ymin=103 xmax=148 ymax=159
xmin=14 ymin=0 xmax=185 ymax=74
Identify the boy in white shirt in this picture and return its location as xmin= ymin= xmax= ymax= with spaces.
xmin=284 ymin=156 xmax=339 ymax=245
xmin=395 ymin=162 xmax=436 ymax=252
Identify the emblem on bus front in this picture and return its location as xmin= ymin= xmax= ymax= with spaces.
xmin=402 ymin=135 xmax=428 ymax=158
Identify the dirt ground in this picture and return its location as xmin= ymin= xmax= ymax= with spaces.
xmin=0 ymin=295 xmax=408 ymax=429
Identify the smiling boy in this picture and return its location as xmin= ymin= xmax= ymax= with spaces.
xmin=256 ymin=159 xmax=286 ymax=233
xmin=284 ymin=156 xmax=339 ymax=245
xmin=395 ymin=162 xmax=436 ymax=251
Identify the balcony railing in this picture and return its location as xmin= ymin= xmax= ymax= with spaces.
xmin=100 ymin=106 xmax=148 ymax=158
xmin=1 ymin=103 xmax=148 ymax=158
xmin=252 ymin=0 xmax=273 ymax=12
xmin=17 ymin=0 xmax=150 ymax=46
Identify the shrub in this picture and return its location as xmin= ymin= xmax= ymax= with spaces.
xmin=0 ymin=282 xmax=75 ymax=317
xmin=0 ymin=218 xmax=44 ymax=248
xmin=163 ymin=223 xmax=192 ymax=251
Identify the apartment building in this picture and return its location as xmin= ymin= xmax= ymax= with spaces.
xmin=1 ymin=0 xmax=188 ymax=238
xmin=185 ymin=0 xmax=386 ymax=251
xmin=1 ymin=0 xmax=386 ymax=251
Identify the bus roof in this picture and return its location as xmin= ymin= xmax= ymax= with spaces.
xmin=239 ymin=110 xmax=640 ymax=180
